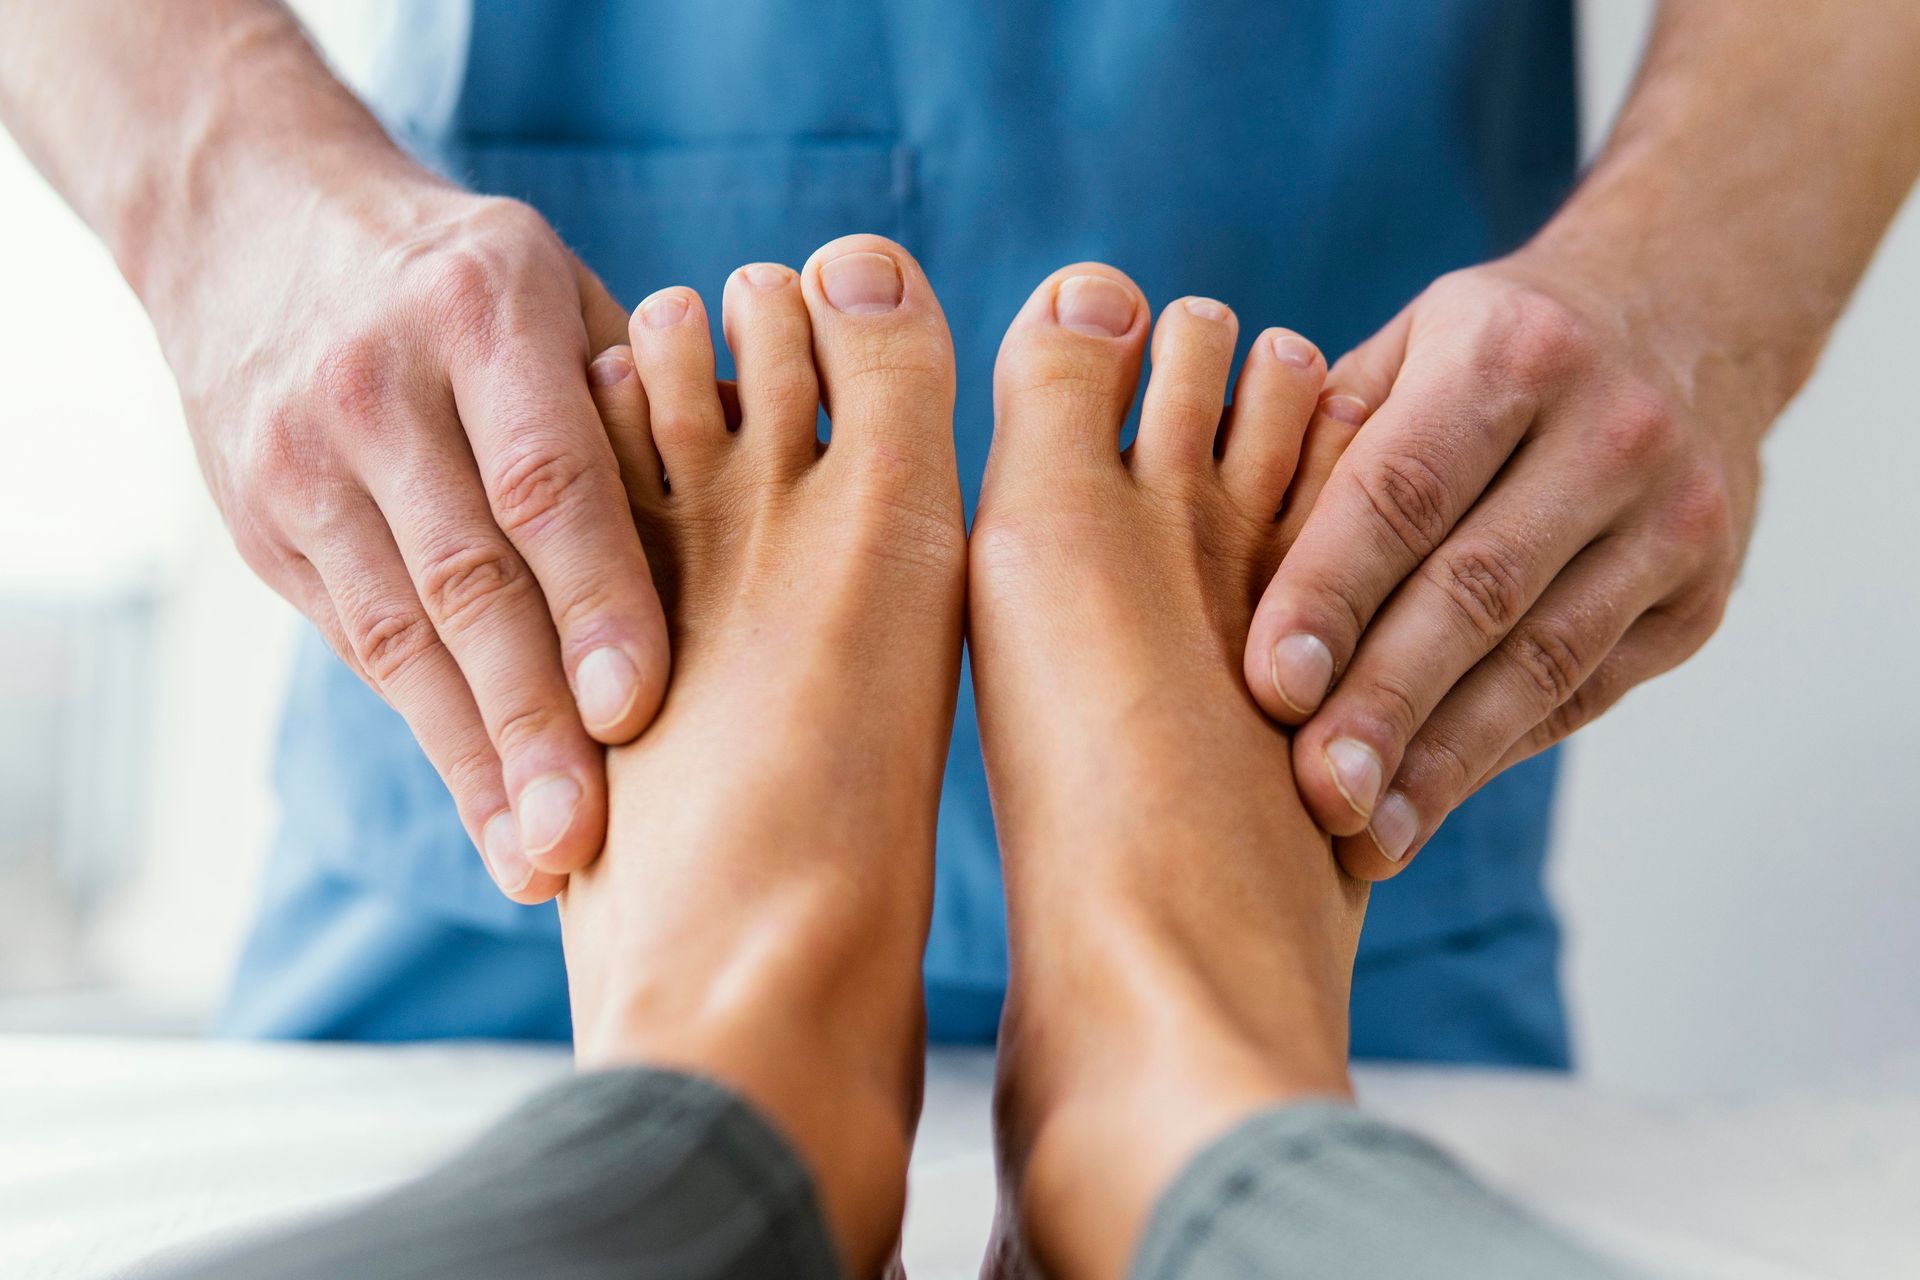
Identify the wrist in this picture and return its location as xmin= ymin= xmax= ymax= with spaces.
xmin=1512 ymin=194 xmax=1821 ymax=441
xmin=117 ymin=14 xmax=442 ymax=332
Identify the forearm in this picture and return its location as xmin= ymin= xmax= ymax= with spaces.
xmin=0 ymin=0 xmax=436 ymax=321
xmin=1526 ymin=0 xmax=1920 ymax=427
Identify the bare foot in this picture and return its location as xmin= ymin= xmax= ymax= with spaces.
xmin=970 ymin=266 xmax=1369 ymax=1279
xmin=559 ymin=235 xmax=965 ymax=1278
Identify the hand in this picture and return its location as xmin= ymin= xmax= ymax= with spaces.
xmin=164 ymin=175 xmax=667 ymax=902
xmin=1244 ymin=252 xmax=1762 ymax=877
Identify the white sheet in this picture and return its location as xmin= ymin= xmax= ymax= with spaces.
xmin=2 ymin=1035 xmax=1915 ymax=1279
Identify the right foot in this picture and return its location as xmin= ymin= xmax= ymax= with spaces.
xmin=970 ymin=266 xmax=1370 ymax=1279
xmin=559 ymin=236 xmax=965 ymax=1278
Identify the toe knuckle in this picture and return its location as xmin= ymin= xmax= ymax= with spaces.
xmin=488 ymin=444 xmax=594 ymax=540
xmin=1353 ymin=452 xmax=1455 ymax=558
xmin=1430 ymin=538 xmax=1530 ymax=642
xmin=418 ymin=540 xmax=528 ymax=629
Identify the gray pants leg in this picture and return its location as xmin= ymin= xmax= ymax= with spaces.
xmin=146 ymin=1074 xmax=1635 ymax=1279
xmin=141 ymin=1068 xmax=843 ymax=1280
xmin=1135 ymin=1102 xmax=1639 ymax=1279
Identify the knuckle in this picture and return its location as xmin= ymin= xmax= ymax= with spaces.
xmin=1430 ymin=538 xmax=1530 ymax=641
xmin=1352 ymin=452 xmax=1454 ymax=558
xmin=1496 ymin=285 xmax=1590 ymax=378
xmin=417 ymin=540 xmax=528 ymax=629
xmin=1664 ymin=465 xmax=1736 ymax=554
xmin=488 ymin=443 xmax=594 ymax=540
xmin=1405 ymin=728 xmax=1478 ymax=805
xmin=1595 ymin=390 xmax=1675 ymax=470
xmin=492 ymin=700 xmax=560 ymax=760
xmin=1360 ymin=669 xmax=1425 ymax=742
xmin=312 ymin=333 xmax=400 ymax=424
xmin=648 ymin=402 xmax=717 ymax=450
xmin=1503 ymin=621 xmax=1589 ymax=706
xmin=346 ymin=607 xmax=439 ymax=689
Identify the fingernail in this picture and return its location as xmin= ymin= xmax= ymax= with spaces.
xmin=480 ymin=810 xmax=532 ymax=893
xmin=575 ymin=646 xmax=639 ymax=731
xmin=1325 ymin=739 xmax=1384 ymax=819
xmin=1269 ymin=634 xmax=1334 ymax=714
xmin=1054 ymin=275 xmax=1136 ymax=337
xmin=820 ymin=251 xmax=903 ymax=313
xmin=588 ymin=350 xmax=632 ymax=387
xmin=640 ymin=290 xmax=691 ymax=328
xmin=743 ymin=262 xmax=791 ymax=289
xmin=1184 ymin=296 xmax=1230 ymax=322
xmin=1272 ymin=333 xmax=1320 ymax=368
xmin=1321 ymin=394 xmax=1371 ymax=426
xmin=1368 ymin=792 xmax=1418 ymax=862
xmin=518 ymin=774 xmax=583 ymax=858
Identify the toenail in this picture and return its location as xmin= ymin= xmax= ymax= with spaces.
xmin=820 ymin=251 xmax=904 ymax=313
xmin=518 ymin=774 xmax=583 ymax=857
xmin=1325 ymin=738 xmax=1384 ymax=819
xmin=588 ymin=349 xmax=633 ymax=386
xmin=1368 ymin=792 xmax=1418 ymax=862
xmin=480 ymin=810 xmax=532 ymax=893
xmin=1184 ymin=296 xmax=1231 ymax=322
xmin=1321 ymin=394 xmax=1371 ymax=426
xmin=1270 ymin=633 xmax=1334 ymax=714
xmin=1271 ymin=333 xmax=1321 ymax=368
xmin=1054 ymin=275 xmax=1136 ymax=337
xmin=640 ymin=290 xmax=691 ymax=328
xmin=574 ymin=646 xmax=640 ymax=731
xmin=743 ymin=262 xmax=791 ymax=289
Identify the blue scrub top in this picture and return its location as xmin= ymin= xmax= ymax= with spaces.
xmin=225 ymin=0 xmax=1576 ymax=1066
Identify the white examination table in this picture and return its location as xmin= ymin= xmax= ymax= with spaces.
xmin=3 ymin=1036 xmax=1916 ymax=1279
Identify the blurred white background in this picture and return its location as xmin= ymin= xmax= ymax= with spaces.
xmin=1 ymin=2 xmax=1914 ymax=1092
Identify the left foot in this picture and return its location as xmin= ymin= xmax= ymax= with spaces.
xmin=970 ymin=266 xmax=1369 ymax=1279
xmin=558 ymin=236 xmax=966 ymax=1278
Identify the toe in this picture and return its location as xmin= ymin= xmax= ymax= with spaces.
xmin=1218 ymin=328 xmax=1327 ymax=514
xmin=628 ymin=286 xmax=728 ymax=489
xmin=990 ymin=264 xmax=1149 ymax=471
xmin=722 ymin=262 xmax=820 ymax=472
xmin=798 ymin=234 xmax=956 ymax=464
xmin=1133 ymin=296 xmax=1239 ymax=478
xmin=587 ymin=344 xmax=665 ymax=511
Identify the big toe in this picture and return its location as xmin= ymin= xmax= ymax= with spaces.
xmin=990 ymin=264 xmax=1149 ymax=471
xmin=798 ymin=235 xmax=956 ymax=464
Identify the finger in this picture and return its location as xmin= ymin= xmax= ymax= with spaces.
xmin=1291 ymin=439 xmax=1620 ymax=837
xmin=573 ymin=255 xmax=631 ymax=355
xmin=1247 ymin=319 xmax=1536 ymax=737
xmin=1479 ymin=592 xmax=1722 ymax=782
xmin=455 ymin=295 xmax=673 ymax=748
xmin=356 ymin=393 xmax=610 ymax=880
xmin=1330 ymin=535 xmax=1667 ymax=879
xmin=587 ymin=344 xmax=665 ymax=508
xmin=1274 ymin=391 xmax=1370 ymax=549
xmin=301 ymin=497 xmax=564 ymax=903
